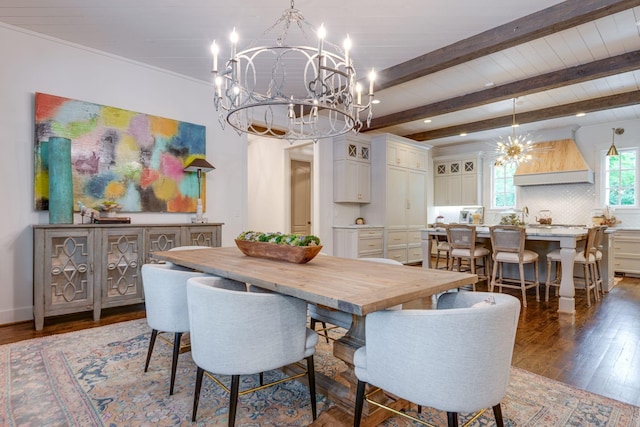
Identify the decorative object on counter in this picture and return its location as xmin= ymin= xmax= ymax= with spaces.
xmin=591 ymin=206 xmax=619 ymax=226
xmin=435 ymin=215 xmax=445 ymax=224
xmin=77 ymin=201 xmax=100 ymax=223
xmin=47 ymin=137 xmax=73 ymax=224
xmin=92 ymin=217 xmax=131 ymax=224
xmin=459 ymin=207 xmax=484 ymax=225
xmin=235 ymin=231 xmax=322 ymax=264
xmin=535 ymin=210 xmax=552 ymax=225
xmin=97 ymin=200 xmax=122 ymax=217
xmin=183 ymin=158 xmax=216 ymax=223
xmin=602 ymin=205 xmax=618 ymax=226
xmin=499 ymin=210 xmax=526 ymax=227
xmin=355 ymin=217 xmax=365 ymax=225
xmin=606 ymin=128 xmax=623 ymax=157
xmin=494 ymin=98 xmax=538 ymax=167
xmin=209 ymin=0 xmax=375 ymax=143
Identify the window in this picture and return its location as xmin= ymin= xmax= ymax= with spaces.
xmin=493 ymin=163 xmax=516 ymax=208
xmin=604 ymin=148 xmax=637 ymax=206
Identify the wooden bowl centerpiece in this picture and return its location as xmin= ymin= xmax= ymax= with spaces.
xmin=235 ymin=231 xmax=322 ymax=264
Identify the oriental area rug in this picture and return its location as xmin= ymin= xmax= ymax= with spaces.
xmin=1 ymin=319 xmax=639 ymax=426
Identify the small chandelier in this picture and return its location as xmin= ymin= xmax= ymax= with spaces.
xmin=495 ymin=98 xmax=535 ymax=167
xmin=209 ymin=1 xmax=375 ymax=142
xmin=606 ymin=127 xmax=623 ymax=157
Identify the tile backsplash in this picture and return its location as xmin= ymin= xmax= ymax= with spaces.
xmin=434 ymin=183 xmax=639 ymax=228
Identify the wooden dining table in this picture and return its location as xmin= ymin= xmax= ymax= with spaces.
xmin=151 ymin=246 xmax=477 ymax=426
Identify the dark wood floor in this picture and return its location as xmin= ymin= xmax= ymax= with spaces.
xmin=2 ymin=276 xmax=639 ymax=407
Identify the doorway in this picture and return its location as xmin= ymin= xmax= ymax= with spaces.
xmin=290 ymin=159 xmax=311 ymax=235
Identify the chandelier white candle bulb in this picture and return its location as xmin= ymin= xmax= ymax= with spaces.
xmin=230 ymin=28 xmax=238 ymax=58
xmin=369 ymin=69 xmax=376 ymax=95
xmin=356 ymin=83 xmax=362 ymax=105
xmin=210 ymin=41 xmax=219 ymax=73
xmin=208 ymin=0 xmax=374 ymax=142
xmin=343 ymin=35 xmax=351 ymax=67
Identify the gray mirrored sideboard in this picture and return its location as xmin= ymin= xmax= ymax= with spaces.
xmin=32 ymin=223 xmax=222 ymax=330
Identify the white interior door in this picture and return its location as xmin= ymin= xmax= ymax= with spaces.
xmin=291 ymin=159 xmax=311 ymax=235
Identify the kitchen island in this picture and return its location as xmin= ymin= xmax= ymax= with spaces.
xmin=421 ymin=226 xmax=595 ymax=314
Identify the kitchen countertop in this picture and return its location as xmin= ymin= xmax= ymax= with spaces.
xmin=423 ymin=225 xmax=588 ymax=237
xmin=333 ymin=224 xmax=384 ymax=229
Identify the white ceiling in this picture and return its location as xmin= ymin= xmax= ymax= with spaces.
xmin=1 ymin=0 xmax=639 ymax=148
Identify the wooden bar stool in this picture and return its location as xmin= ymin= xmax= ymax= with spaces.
xmin=489 ymin=225 xmax=539 ymax=307
xmin=445 ymin=224 xmax=490 ymax=290
xmin=432 ymin=234 xmax=451 ymax=269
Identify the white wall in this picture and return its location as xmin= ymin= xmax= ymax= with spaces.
xmin=247 ymin=136 xmax=288 ymax=232
xmin=0 ymin=23 xmax=247 ymax=324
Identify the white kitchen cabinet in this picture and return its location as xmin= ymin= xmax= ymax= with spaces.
xmin=433 ymin=157 xmax=480 ymax=206
xmin=334 ymin=135 xmax=371 ymax=203
xmin=613 ymin=230 xmax=640 ymax=276
xmin=362 ymin=134 xmax=430 ymax=264
xmin=387 ymin=141 xmax=427 ymax=171
xmin=333 ymin=226 xmax=384 ymax=259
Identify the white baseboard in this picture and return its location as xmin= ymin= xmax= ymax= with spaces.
xmin=0 ymin=306 xmax=33 ymax=326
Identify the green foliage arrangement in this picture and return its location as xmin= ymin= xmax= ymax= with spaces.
xmin=237 ymin=231 xmax=321 ymax=247
xmin=499 ymin=213 xmax=525 ymax=226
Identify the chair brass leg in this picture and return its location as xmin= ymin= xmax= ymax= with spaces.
xmin=307 ymin=356 xmax=317 ymax=420
xmin=354 ymin=380 xmax=366 ymax=427
xmin=192 ymin=367 xmax=204 ymax=422
xmin=170 ymin=332 xmax=182 ymax=395
xmin=228 ymin=375 xmax=240 ymax=427
xmin=493 ymin=404 xmax=504 ymax=427
xmin=447 ymin=411 xmax=458 ymax=427
xmin=144 ymin=329 xmax=158 ymax=372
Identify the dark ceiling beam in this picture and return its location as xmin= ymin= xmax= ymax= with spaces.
xmin=403 ymin=90 xmax=640 ymax=141
xmin=373 ymin=0 xmax=640 ymax=91
xmin=367 ymin=50 xmax=640 ymax=131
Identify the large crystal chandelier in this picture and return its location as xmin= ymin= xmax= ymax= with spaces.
xmin=210 ymin=1 xmax=375 ymax=142
xmin=494 ymin=98 xmax=536 ymax=167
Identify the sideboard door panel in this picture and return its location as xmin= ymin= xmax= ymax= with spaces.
xmin=100 ymin=228 xmax=144 ymax=308
xmin=182 ymin=225 xmax=220 ymax=247
xmin=44 ymin=229 xmax=94 ymax=316
xmin=145 ymin=226 xmax=182 ymax=263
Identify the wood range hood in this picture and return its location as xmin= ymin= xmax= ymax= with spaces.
xmin=513 ymin=139 xmax=594 ymax=186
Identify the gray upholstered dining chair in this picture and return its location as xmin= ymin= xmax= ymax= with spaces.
xmin=187 ymin=276 xmax=318 ymax=426
xmin=308 ymin=257 xmax=403 ymax=342
xmin=353 ymin=291 xmax=521 ymax=427
xmin=141 ymin=264 xmax=245 ymax=395
xmin=141 ymin=264 xmax=207 ymax=395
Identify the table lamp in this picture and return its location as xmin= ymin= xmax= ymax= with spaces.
xmin=184 ymin=158 xmax=215 ymax=223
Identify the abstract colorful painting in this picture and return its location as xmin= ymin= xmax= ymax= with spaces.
xmin=34 ymin=92 xmax=206 ymax=213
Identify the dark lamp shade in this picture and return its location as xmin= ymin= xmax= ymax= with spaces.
xmin=606 ymin=144 xmax=619 ymax=157
xmin=184 ymin=158 xmax=216 ymax=172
